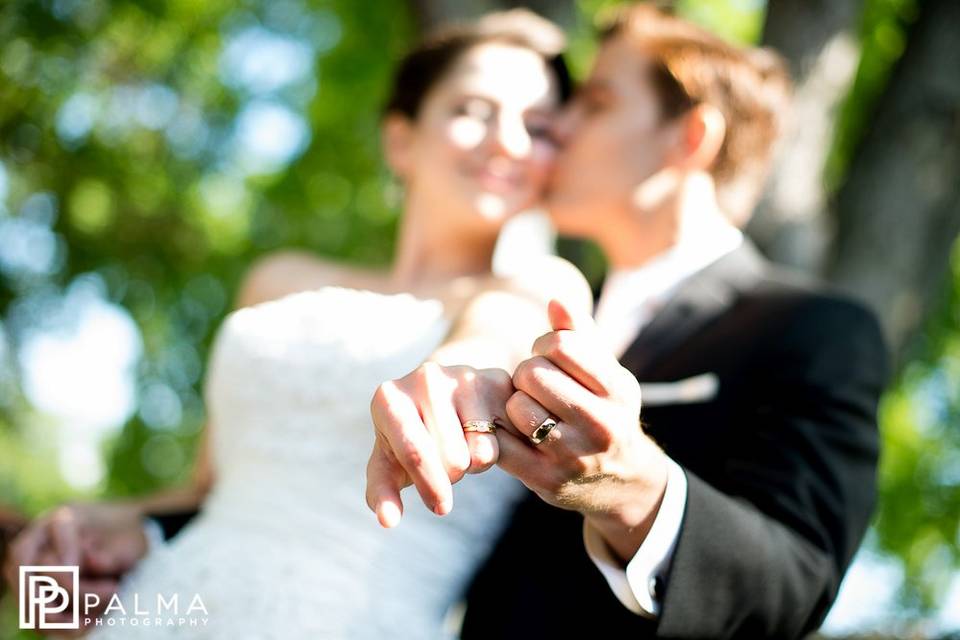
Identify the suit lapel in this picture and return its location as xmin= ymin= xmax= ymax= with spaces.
xmin=619 ymin=240 xmax=766 ymax=376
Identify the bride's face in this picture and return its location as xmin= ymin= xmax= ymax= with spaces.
xmin=386 ymin=42 xmax=561 ymax=230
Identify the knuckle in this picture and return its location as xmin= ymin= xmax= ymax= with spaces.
xmin=514 ymin=356 xmax=548 ymax=390
xmin=481 ymin=367 xmax=512 ymax=392
xmin=441 ymin=364 xmax=467 ymax=382
xmin=472 ymin=445 xmax=496 ymax=470
xmin=549 ymin=331 xmax=571 ymax=360
xmin=533 ymin=332 xmax=557 ymax=357
xmin=528 ymin=355 xmax=553 ymax=378
xmin=447 ymin=447 xmax=470 ymax=477
xmin=370 ymin=384 xmax=388 ymax=409
xmin=511 ymin=360 xmax=531 ymax=389
xmin=372 ymin=381 xmax=407 ymax=414
xmin=505 ymin=392 xmax=526 ymax=419
xmin=593 ymin=427 xmax=615 ymax=449
xmin=581 ymin=410 xmax=615 ymax=446
xmin=413 ymin=363 xmax=434 ymax=384
xmin=531 ymin=333 xmax=547 ymax=355
xmin=564 ymin=399 xmax=594 ymax=427
xmin=566 ymin=404 xmax=609 ymax=445
xmin=528 ymin=354 xmax=551 ymax=369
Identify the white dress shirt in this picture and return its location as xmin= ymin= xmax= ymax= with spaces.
xmin=584 ymin=220 xmax=743 ymax=617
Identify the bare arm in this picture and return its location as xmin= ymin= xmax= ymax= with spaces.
xmin=430 ymin=256 xmax=593 ymax=370
xmin=366 ymin=257 xmax=592 ymax=527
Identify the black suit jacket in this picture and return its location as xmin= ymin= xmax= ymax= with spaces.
xmin=155 ymin=241 xmax=887 ymax=639
xmin=460 ymin=241 xmax=887 ymax=639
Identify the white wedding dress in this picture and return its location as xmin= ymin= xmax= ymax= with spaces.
xmin=91 ymin=287 xmax=526 ymax=639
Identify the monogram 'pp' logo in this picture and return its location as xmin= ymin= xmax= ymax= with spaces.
xmin=19 ymin=565 xmax=80 ymax=630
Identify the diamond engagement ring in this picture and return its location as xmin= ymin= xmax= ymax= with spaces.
xmin=462 ymin=420 xmax=497 ymax=434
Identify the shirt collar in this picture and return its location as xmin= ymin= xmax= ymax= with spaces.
xmin=598 ymin=220 xmax=743 ymax=314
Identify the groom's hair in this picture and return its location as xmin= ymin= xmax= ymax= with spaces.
xmin=599 ymin=3 xmax=793 ymax=226
xmin=384 ymin=9 xmax=573 ymax=121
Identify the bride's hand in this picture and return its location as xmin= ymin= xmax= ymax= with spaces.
xmin=366 ymin=362 xmax=513 ymax=528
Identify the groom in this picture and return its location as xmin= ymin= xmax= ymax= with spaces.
xmin=371 ymin=4 xmax=886 ymax=638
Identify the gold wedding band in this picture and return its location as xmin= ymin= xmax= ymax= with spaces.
xmin=463 ymin=420 xmax=497 ymax=434
xmin=529 ymin=417 xmax=558 ymax=445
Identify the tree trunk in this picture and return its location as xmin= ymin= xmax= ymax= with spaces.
xmin=749 ymin=0 xmax=863 ymax=273
xmin=407 ymin=0 xmax=495 ymax=30
xmin=827 ymin=0 xmax=960 ymax=363
xmin=407 ymin=0 xmax=574 ymax=32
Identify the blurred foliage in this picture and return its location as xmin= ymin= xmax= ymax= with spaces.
xmin=825 ymin=0 xmax=960 ymax=623
xmin=0 ymin=0 xmax=415 ymax=508
xmin=0 ymin=0 xmax=958 ymax=636
xmin=567 ymin=0 xmax=763 ymax=79
xmin=873 ymin=241 xmax=960 ymax=616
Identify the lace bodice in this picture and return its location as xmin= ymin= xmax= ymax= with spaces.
xmin=90 ymin=287 xmax=526 ymax=639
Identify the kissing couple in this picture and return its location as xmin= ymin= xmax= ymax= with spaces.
xmin=5 ymin=4 xmax=887 ymax=639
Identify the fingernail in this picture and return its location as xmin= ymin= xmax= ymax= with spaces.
xmin=378 ymin=503 xmax=401 ymax=528
xmin=434 ymin=498 xmax=452 ymax=516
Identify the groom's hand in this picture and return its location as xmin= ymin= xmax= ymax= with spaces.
xmin=366 ymin=363 xmax=513 ymax=528
xmin=497 ymin=299 xmax=669 ymax=561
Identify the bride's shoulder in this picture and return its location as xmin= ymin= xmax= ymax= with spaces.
xmin=489 ymin=255 xmax=592 ymax=317
xmin=439 ymin=257 xmax=592 ymax=331
xmin=235 ymin=251 xmax=382 ymax=309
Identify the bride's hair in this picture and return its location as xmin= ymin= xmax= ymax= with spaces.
xmin=383 ymin=9 xmax=573 ymax=120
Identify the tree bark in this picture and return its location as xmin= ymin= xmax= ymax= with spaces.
xmin=749 ymin=0 xmax=863 ymax=272
xmin=827 ymin=0 xmax=960 ymax=363
xmin=407 ymin=0 xmax=494 ymax=31
xmin=407 ymin=0 xmax=575 ymax=32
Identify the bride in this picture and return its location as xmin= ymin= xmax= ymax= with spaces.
xmin=7 ymin=10 xmax=590 ymax=639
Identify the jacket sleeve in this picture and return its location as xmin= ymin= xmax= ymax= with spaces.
xmin=655 ymin=297 xmax=888 ymax=638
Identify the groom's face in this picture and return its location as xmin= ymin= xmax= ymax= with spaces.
xmin=545 ymin=35 xmax=683 ymax=238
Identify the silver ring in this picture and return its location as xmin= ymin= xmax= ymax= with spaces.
xmin=462 ymin=420 xmax=497 ymax=434
xmin=529 ymin=417 xmax=558 ymax=445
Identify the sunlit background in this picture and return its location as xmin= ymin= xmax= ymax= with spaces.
xmin=1 ymin=0 xmax=958 ymax=638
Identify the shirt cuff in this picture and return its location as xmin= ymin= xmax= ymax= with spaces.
xmin=582 ymin=457 xmax=688 ymax=617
